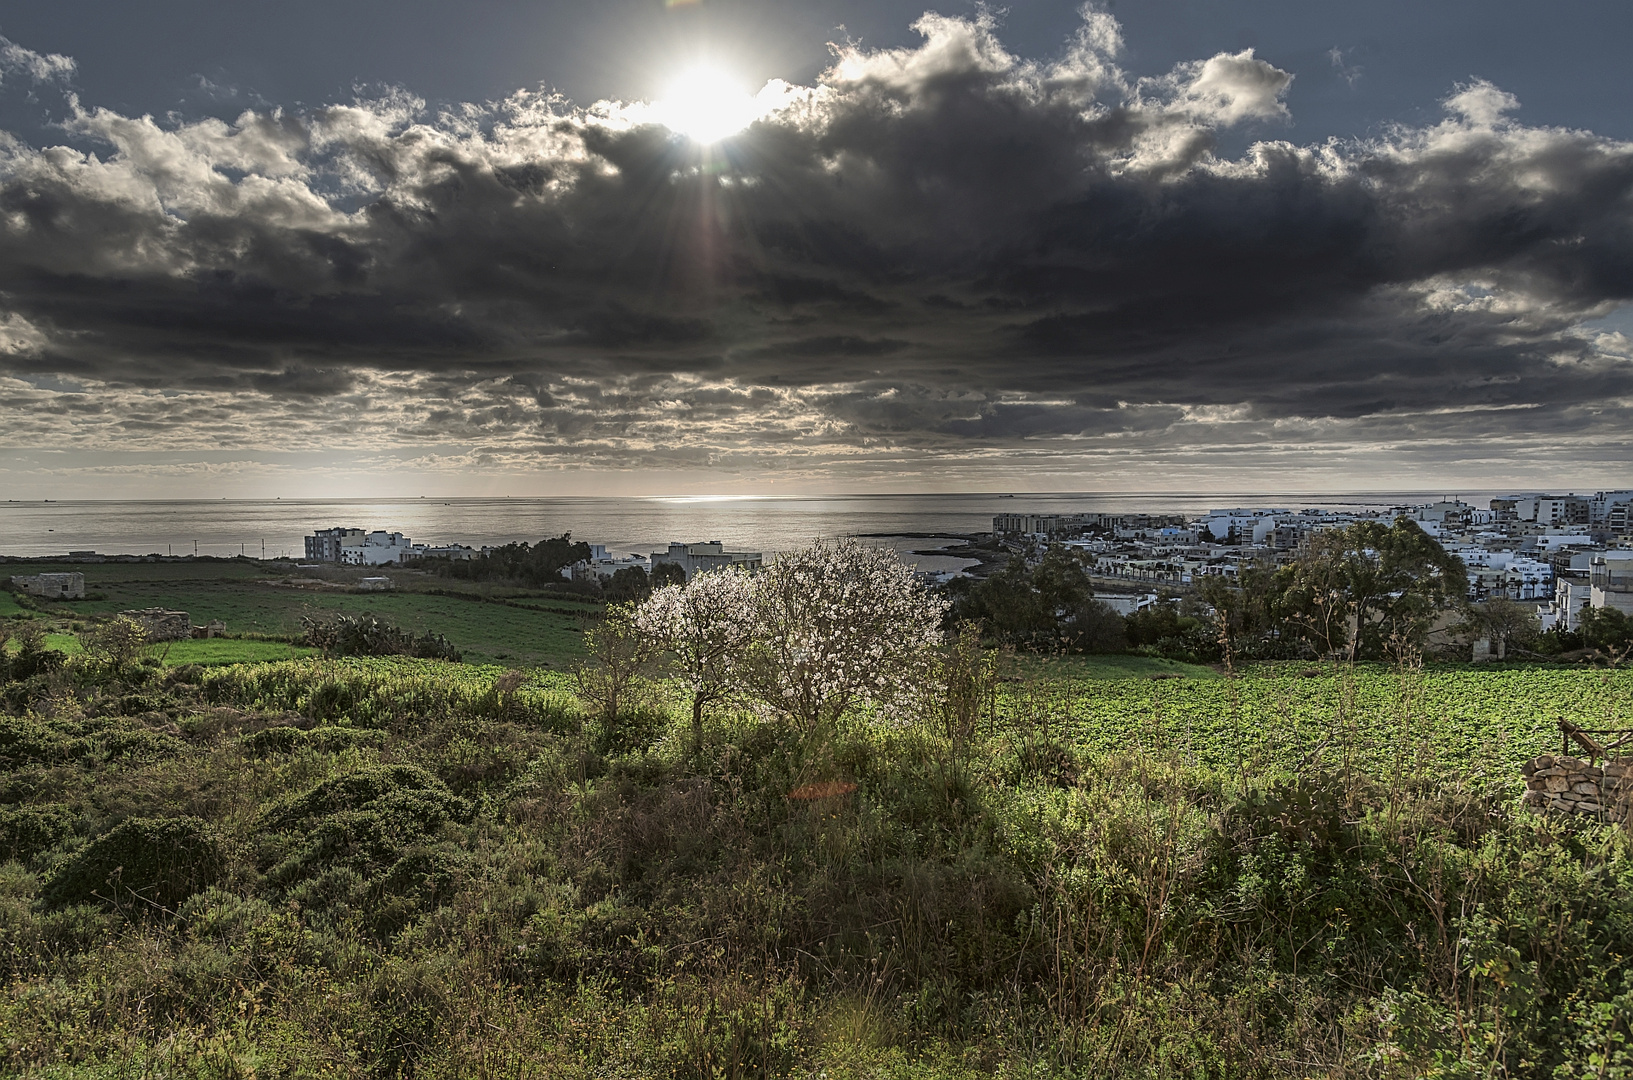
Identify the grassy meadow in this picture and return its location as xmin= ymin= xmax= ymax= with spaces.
xmin=2 ymin=646 xmax=1632 ymax=1077
xmin=7 ymin=559 xmax=598 ymax=667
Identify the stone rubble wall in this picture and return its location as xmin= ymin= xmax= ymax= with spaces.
xmin=1522 ymin=754 xmax=1633 ymax=821
xmin=117 ymin=608 xmax=192 ymax=642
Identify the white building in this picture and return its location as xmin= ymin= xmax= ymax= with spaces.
xmin=410 ymin=543 xmax=477 ymax=561
xmin=340 ymin=531 xmax=414 ymax=566
xmin=1542 ymin=578 xmax=1593 ymax=632
xmin=1589 ymin=490 xmax=1633 ymax=526
xmin=1590 ymin=553 xmax=1633 ymax=619
xmin=1094 ymin=592 xmax=1158 ymax=616
xmin=1200 ymin=511 xmax=1284 ymax=545
xmin=564 ymin=550 xmax=651 ymax=582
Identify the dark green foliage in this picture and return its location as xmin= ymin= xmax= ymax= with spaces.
xmin=257 ymin=766 xmax=473 ymax=930
xmin=1125 ymin=599 xmax=1219 ymax=662
xmin=241 ymin=723 xmax=386 ymax=756
xmin=259 ymin=764 xmax=467 ymax=832
xmin=949 ymin=547 xmax=1128 ymax=653
xmin=603 ymin=565 xmax=653 ymax=605
xmin=0 ymin=621 xmax=66 ymax=688
xmin=42 ymin=816 xmax=223 ymax=913
xmin=650 ymin=560 xmax=686 ymax=588
xmin=302 ymin=611 xmax=462 ymax=662
xmin=0 ymin=714 xmax=78 ymax=766
xmin=242 ymin=724 xmax=305 ymax=755
xmin=414 ymin=533 xmax=591 ymax=587
xmin=1201 ymin=516 xmax=1468 ymax=660
xmin=1582 ymin=605 xmax=1633 ymax=652
xmin=0 ymin=803 xmax=76 ymax=864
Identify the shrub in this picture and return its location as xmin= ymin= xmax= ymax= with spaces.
xmin=573 ymin=606 xmax=656 ymax=725
xmin=0 ymin=715 xmax=81 ymax=767
xmin=301 ymin=613 xmax=461 ymax=662
xmin=259 ymin=764 xmax=466 ymax=832
xmin=76 ymin=616 xmax=149 ymax=670
xmin=0 ymin=803 xmax=77 ymax=865
xmin=0 ymin=621 xmax=66 ymax=682
xmin=42 ymin=816 xmax=224 ymax=913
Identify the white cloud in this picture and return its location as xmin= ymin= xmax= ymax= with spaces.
xmin=0 ymin=33 xmax=75 ymax=87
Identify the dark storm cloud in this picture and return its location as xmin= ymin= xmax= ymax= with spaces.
xmin=0 ymin=9 xmax=1631 ymax=472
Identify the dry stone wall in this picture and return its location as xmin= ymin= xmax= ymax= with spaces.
xmin=1522 ymin=755 xmax=1633 ymax=821
xmin=117 ymin=608 xmax=192 ymax=642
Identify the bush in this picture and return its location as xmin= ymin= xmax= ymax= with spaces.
xmin=0 ymin=715 xmax=81 ymax=767
xmin=42 ymin=816 xmax=224 ymax=913
xmin=0 ymin=621 xmax=66 ymax=683
xmin=259 ymin=764 xmax=466 ymax=832
xmin=0 ymin=803 xmax=77 ymax=865
xmin=301 ymin=612 xmax=461 ymax=662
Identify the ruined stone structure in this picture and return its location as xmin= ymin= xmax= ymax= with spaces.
xmin=117 ymin=608 xmax=192 ymax=642
xmin=9 ymin=572 xmax=85 ymax=600
xmin=1522 ymin=755 xmax=1633 ymax=822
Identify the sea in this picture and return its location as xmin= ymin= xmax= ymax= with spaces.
xmin=0 ymin=492 xmax=1494 ymax=566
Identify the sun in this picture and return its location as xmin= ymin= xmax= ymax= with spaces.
xmin=654 ymin=66 xmax=762 ymax=144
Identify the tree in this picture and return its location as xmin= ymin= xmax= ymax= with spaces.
xmin=603 ymin=566 xmax=652 ymax=606
xmin=77 ymin=616 xmax=149 ymax=671
xmin=420 ymin=534 xmax=591 ymax=587
xmin=1580 ymin=606 xmax=1633 ymax=655
xmin=651 ymin=562 xmax=687 ymax=589
xmin=740 ymin=538 xmax=947 ymax=735
xmin=301 ymin=613 xmax=460 ymax=661
xmin=950 ymin=547 xmax=1125 ymax=653
xmin=1287 ymin=518 xmax=1466 ymax=660
xmin=634 ymin=568 xmax=757 ymax=747
xmin=936 ymin=622 xmax=999 ymax=765
xmin=573 ymin=604 xmax=656 ymax=724
xmin=1466 ymin=597 xmax=1537 ymax=659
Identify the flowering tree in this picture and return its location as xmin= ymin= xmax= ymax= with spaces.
xmin=740 ymin=537 xmax=948 ymax=734
xmin=633 ymin=567 xmax=757 ymax=746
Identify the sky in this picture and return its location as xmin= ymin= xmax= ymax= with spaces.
xmin=0 ymin=0 xmax=1630 ymax=498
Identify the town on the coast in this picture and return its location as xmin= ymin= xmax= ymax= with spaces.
xmin=272 ymin=491 xmax=1633 ymax=633
xmin=990 ymin=491 xmax=1633 ymax=633
xmin=11 ymin=490 xmax=1631 ymax=641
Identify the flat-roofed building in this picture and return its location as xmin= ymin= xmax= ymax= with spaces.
xmin=9 ymin=572 xmax=85 ymax=600
xmin=650 ymin=541 xmax=762 ymax=581
xmin=305 ymin=527 xmax=365 ymax=561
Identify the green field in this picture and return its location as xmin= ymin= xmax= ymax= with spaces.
xmin=6 ymin=560 xmax=597 ymax=666
xmin=1006 ymin=651 xmax=1219 ymax=681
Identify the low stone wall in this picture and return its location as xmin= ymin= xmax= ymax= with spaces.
xmin=1522 ymin=755 xmax=1633 ymax=822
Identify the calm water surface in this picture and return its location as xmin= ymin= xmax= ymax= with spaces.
xmin=0 ymin=492 xmax=1495 ymax=560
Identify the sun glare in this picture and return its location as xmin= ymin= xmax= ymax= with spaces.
xmin=654 ymin=66 xmax=761 ymax=144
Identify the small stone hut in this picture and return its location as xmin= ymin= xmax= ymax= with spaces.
xmin=10 ymin=572 xmax=85 ymax=600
